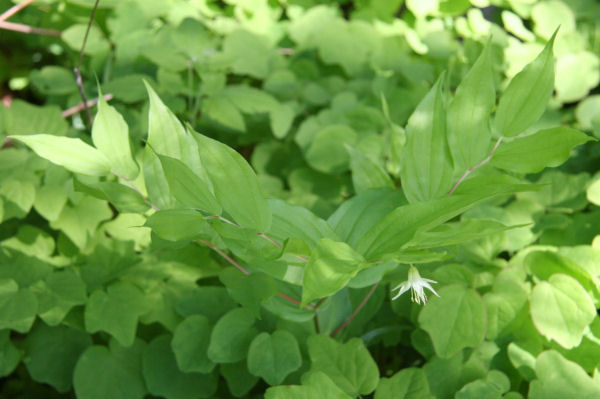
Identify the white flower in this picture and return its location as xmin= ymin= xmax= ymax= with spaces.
xmin=392 ymin=265 xmax=440 ymax=304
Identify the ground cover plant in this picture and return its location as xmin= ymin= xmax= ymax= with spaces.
xmin=0 ymin=0 xmax=600 ymax=398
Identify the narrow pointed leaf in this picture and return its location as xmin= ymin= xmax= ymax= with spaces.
xmin=145 ymin=209 xmax=209 ymax=242
xmin=92 ymin=95 xmax=139 ymax=179
xmin=447 ymin=42 xmax=495 ymax=172
xmin=491 ymin=127 xmax=594 ymax=173
xmin=193 ymin=130 xmax=271 ymax=231
xmin=400 ymin=77 xmax=453 ymax=202
xmin=494 ymin=32 xmax=557 ymax=137
xmin=157 ymin=154 xmax=221 ymax=215
xmin=10 ymin=134 xmax=110 ymax=176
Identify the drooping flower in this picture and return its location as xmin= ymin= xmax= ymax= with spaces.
xmin=391 ymin=265 xmax=440 ymax=304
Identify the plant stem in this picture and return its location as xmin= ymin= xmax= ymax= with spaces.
xmin=0 ymin=0 xmax=35 ymax=22
xmin=0 ymin=20 xmax=59 ymax=36
xmin=62 ymin=94 xmax=113 ymax=118
xmin=331 ymin=282 xmax=379 ymax=338
xmin=448 ymin=137 xmax=504 ymax=195
xmin=199 ymin=239 xmax=250 ymax=275
xmin=73 ymin=0 xmax=100 ymax=127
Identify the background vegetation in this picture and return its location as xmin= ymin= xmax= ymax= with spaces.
xmin=0 ymin=0 xmax=600 ymax=398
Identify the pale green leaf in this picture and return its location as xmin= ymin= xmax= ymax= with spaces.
xmin=92 ymin=95 xmax=139 ymax=179
xmin=491 ymin=127 xmax=593 ymax=173
xmin=494 ymin=33 xmax=556 ymax=137
xmin=530 ymin=274 xmax=596 ymax=349
xmin=10 ymin=134 xmax=110 ymax=176
xmin=529 ymin=350 xmax=600 ymax=398
xmin=302 ymin=238 xmax=366 ymax=304
xmin=418 ymin=285 xmax=486 ymax=358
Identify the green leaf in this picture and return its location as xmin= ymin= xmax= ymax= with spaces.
xmin=447 ymin=42 xmax=495 ymax=172
xmin=268 ymin=198 xmax=339 ymax=249
xmin=265 ymin=371 xmax=352 ymax=399
xmin=346 ymin=145 xmax=394 ymax=193
xmin=175 ymin=286 xmax=237 ymax=323
xmin=0 ymin=279 xmax=37 ymax=333
xmin=84 ymin=281 xmax=150 ymax=347
xmin=307 ymin=334 xmax=379 ymax=397
xmin=328 ymin=187 xmax=407 ymax=247
xmin=33 ymin=183 xmax=68 ymax=221
xmin=143 ymin=335 xmax=217 ymax=399
xmin=529 ymin=274 xmax=596 ymax=349
xmin=491 ymin=127 xmax=594 ymax=173
xmin=221 ymin=361 xmax=260 ymax=397
xmin=143 ymin=82 xmax=207 ymax=208
xmin=0 ymin=330 xmax=20 ymax=377
xmin=418 ymin=285 xmax=486 ymax=358
xmin=10 ymin=134 xmax=111 ymax=176
xmin=555 ymin=51 xmax=600 ymax=103
xmin=0 ymin=179 xmax=35 ymax=219
xmin=193 ymin=130 xmax=271 ymax=231
xmin=302 ymin=238 xmax=366 ymax=304
xmin=531 ymin=1 xmax=575 ymax=40
xmin=400 ymin=76 xmax=453 ymax=202
xmin=356 ymin=176 xmax=538 ymax=259
xmin=62 ymin=24 xmax=109 ymax=55
xmin=145 ymin=209 xmax=209 ymax=241
xmin=23 ymin=323 xmax=92 ymax=392
xmin=221 ymin=29 xmax=279 ymax=79
xmin=73 ymin=345 xmax=146 ymax=399
xmin=50 ymin=197 xmax=112 ymax=249
xmin=588 ymin=176 xmax=600 ymax=206
xmin=30 ymin=66 xmax=78 ymax=96
xmin=529 ymin=350 xmax=600 ymax=398
xmin=375 ymin=368 xmax=436 ymax=399
xmin=494 ymin=33 xmax=556 ymax=137
xmin=92 ymin=95 xmax=139 ymax=179
xmin=305 ymin=125 xmax=357 ymax=174
xmin=202 ymin=95 xmax=246 ymax=132
xmin=74 ymin=179 xmax=149 ymax=213
xmin=410 ymin=219 xmax=523 ymax=249
xmin=4 ymin=100 xmax=68 ymax=136
xmin=35 ymin=269 xmax=87 ymax=326
xmin=247 ymin=330 xmax=302 ymax=385
xmin=157 ymin=154 xmax=221 ymax=215
xmin=524 ymin=251 xmax=598 ymax=296
xmin=219 ymin=268 xmax=278 ymax=318
xmin=171 ymin=315 xmax=215 ymax=373
xmin=207 ymin=308 xmax=258 ymax=363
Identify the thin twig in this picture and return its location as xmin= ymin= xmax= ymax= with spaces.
xmin=0 ymin=0 xmax=35 ymax=22
xmin=199 ymin=239 xmax=251 ymax=275
xmin=111 ymin=170 xmax=159 ymax=211
xmin=62 ymin=94 xmax=113 ymax=118
xmin=0 ymin=20 xmax=59 ymax=36
xmin=278 ymin=292 xmax=314 ymax=309
xmin=73 ymin=0 xmax=100 ymax=126
xmin=331 ymin=282 xmax=379 ymax=338
xmin=278 ymin=47 xmax=294 ymax=55
xmin=447 ymin=137 xmax=504 ymax=195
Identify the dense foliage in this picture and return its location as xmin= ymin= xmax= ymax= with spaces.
xmin=1 ymin=0 xmax=600 ymax=398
